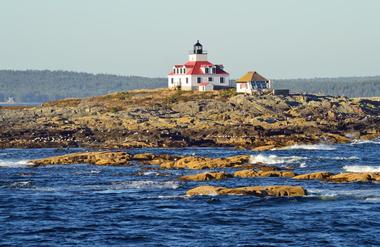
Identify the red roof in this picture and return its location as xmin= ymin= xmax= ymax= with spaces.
xmin=168 ymin=60 xmax=229 ymax=76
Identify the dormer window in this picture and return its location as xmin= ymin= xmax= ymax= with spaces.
xmin=212 ymin=68 xmax=216 ymax=74
xmin=205 ymin=67 xmax=209 ymax=74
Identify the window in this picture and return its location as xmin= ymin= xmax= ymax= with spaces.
xmin=171 ymin=78 xmax=174 ymax=84
xmin=197 ymin=77 xmax=201 ymax=83
xmin=208 ymin=77 xmax=213 ymax=82
xmin=205 ymin=68 xmax=209 ymax=74
xmin=173 ymin=68 xmax=176 ymax=73
xmin=212 ymin=68 xmax=216 ymax=74
xmin=186 ymin=78 xmax=189 ymax=84
xmin=220 ymin=77 xmax=224 ymax=83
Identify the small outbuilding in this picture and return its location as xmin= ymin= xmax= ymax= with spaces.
xmin=235 ymin=71 xmax=272 ymax=94
xmin=198 ymin=82 xmax=214 ymax=92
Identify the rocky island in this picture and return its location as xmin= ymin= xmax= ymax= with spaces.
xmin=1 ymin=88 xmax=379 ymax=149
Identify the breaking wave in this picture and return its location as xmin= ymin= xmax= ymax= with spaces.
xmin=343 ymin=165 xmax=380 ymax=173
xmin=307 ymin=188 xmax=380 ymax=201
xmin=326 ymin=156 xmax=359 ymax=160
xmin=276 ymin=144 xmax=336 ymax=151
xmin=299 ymin=162 xmax=308 ymax=168
xmin=249 ymin=154 xmax=304 ymax=165
xmin=111 ymin=180 xmax=180 ymax=190
xmin=351 ymin=139 xmax=380 ymax=145
xmin=0 ymin=160 xmax=30 ymax=168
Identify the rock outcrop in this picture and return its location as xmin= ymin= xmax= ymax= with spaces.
xmin=179 ymin=172 xmax=232 ymax=181
xmin=328 ymin=172 xmax=380 ymax=183
xmin=31 ymin=151 xmax=131 ymax=166
xmin=293 ymin=172 xmax=333 ymax=180
xmin=160 ymin=155 xmax=250 ymax=169
xmin=186 ymin=185 xmax=306 ymax=197
xmin=234 ymin=169 xmax=296 ymax=178
xmin=1 ymin=89 xmax=379 ymax=149
xmin=292 ymin=171 xmax=380 ymax=183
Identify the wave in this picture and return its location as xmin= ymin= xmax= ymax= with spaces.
xmin=343 ymin=165 xmax=380 ymax=173
xmin=299 ymin=162 xmax=307 ymax=168
xmin=111 ymin=180 xmax=180 ymax=190
xmin=275 ymin=144 xmax=336 ymax=151
xmin=326 ymin=156 xmax=359 ymax=160
xmin=9 ymin=181 xmax=34 ymax=189
xmin=249 ymin=154 xmax=304 ymax=165
xmin=351 ymin=139 xmax=380 ymax=145
xmin=307 ymin=188 xmax=380 ymax=201
xmin=0 ymin=160 xmax=30 ymax=168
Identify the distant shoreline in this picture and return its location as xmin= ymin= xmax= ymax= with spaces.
xmin=0 ymin=102 xmax=41 ymax=107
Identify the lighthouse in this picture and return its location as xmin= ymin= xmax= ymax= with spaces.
xmin=168 ymin=41 xmax=230 ymax=91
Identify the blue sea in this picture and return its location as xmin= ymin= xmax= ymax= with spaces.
xmin=1 ymin=140 xmax=380 ymax=246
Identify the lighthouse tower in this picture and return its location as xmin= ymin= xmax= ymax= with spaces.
xmin=168 ymin=41 xmax=230 ymax=91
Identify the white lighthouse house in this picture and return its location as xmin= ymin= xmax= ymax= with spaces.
xmin=168 ymin=41 xmax=230 ymax=91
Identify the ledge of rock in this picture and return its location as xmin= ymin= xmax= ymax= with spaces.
xmin=328 ymin=172 xmax=380 ymax=183
xmin=186 ymin=185 xmax=306 ymax=197
xmin=234 ymin=169 xmax=296 ymax=178
xmin=180 ymin=172 xmax=232 ymax=181
xmin=31 ymin=151 xmax=131 ymax=166
xmin=161 ymin=155 xmax=250 ymax=169
xmin=293 ymin=172 xmax=334 ymax=180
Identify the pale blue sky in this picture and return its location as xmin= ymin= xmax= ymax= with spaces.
xmin=0 ymin=0 xmax=379 ymax=78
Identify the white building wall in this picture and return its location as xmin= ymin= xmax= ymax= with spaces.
xmin=188 ymin=54 xmax=208 ymax=62
xmin=190 ymin=75 xmax=230 ymax=87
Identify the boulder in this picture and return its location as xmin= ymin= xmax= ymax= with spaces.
xmin=186 ymin=185 xmax=306 ymax=197
xmin=252 ymin=144 xmax=275 ymax=151
xmin=293 ymin=171 xmax=334 ymax=180
xmin=132 ymin=153 xmax=155 ymax=160
xmin=257 ymin=171 xmax=296 ymax=177
xmin=161 ymin=155 xmax=250 ymax=169
xmin=180 ymin=172 xmax=232 ymax=181
xmin=234 ymin=169 xmax=259 ymax=178
xmin=31 ymin=151 xmax=131 ymax=166
xmin=234 ymin=169 xmax=296 ymax=178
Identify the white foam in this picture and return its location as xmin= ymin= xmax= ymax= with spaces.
xmin=351 ymin=139 xmax=380 ymax=145
xmin=307 ymin=188 xmax=380 ymax=200
xmin=343 ymin=165 xmax=380 ymax=173
xmin=249 ymin=154 xmax=304 ymax=165
xmin=111 ymin=180 xmax=180 ymax=190
xmin=142 ymin=171 xmax=160 ymax=176
xmin=299 ymin=162 xmax=307 ymax=168
xmin=9 ymin=181 xmax=33 ymax=188
xmin=0 ymin=160 xmax=30 ymax=168
xmin=277 ymin=144 xmax=336 ymax=151
xmin=329 ymin=156 xmax=359 ymax=160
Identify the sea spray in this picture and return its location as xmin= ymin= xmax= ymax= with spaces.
xmin=343 ymin=165 xmax=380 ymax=173
xmin=0 ymin=159 xmax=30 ymax=168
xmin=275 ymin=144 xmax=336 ymax=151
xmin=249 ymin=154 xmax=304 ymax=164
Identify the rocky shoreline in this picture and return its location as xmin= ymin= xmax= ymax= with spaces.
xmin=29 ymin=151 xmax=380 ymax=198
xmin=1 ymin=89 xmax=379 ymax=149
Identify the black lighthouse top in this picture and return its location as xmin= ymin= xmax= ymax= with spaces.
xmin=193 ymin=40 xmax=203 ymax=54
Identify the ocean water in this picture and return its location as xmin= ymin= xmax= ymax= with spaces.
xmin=0 ymin=140 xmax=380 ymax=246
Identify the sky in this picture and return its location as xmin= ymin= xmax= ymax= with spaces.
xmin=0 ymin=0 xmax=379 ymax=79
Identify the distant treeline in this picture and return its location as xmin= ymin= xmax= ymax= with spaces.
xmin=0 ymin=70 xmax=379 ymax=102
xmin=273 ymin=76 xmax=380 ymax=97
xmin=0 ymin=70 xmax=167 ymax=102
